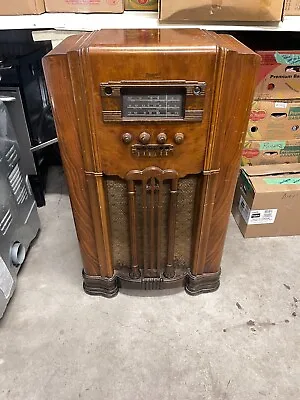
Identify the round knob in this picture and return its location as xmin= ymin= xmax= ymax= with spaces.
xmin=157 ymin=133 xmax=167 ymax=144
xmin=139 ymin=132 xmax=151 ymax=145
xmin=174 ymin=133 xmax=185 ymax=145
xmin=193 ymin=86 xmax=202 ymax=96
xmin=122 ymin=133 xmax=132 ymax=144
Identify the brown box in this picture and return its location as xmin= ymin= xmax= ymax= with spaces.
xmin=159 ymin=0 xmax=285 ymax=22
xmin=125 ymin=0 xmax=157 ymax=10
xmin=284 ymin=0 xmax=300 ymax=16
xmin=255 ymin=50 xmax=300 ymax=100
xmin=247 ymin=100 xmax=300 ymax=141
xmin=0 ymin=0 xmax=45 ymax=15
xmin=232 ymin=164 xmax=300 ymax=238
xmin=242 ymin=139 xmax=300 ymax=166
xmin=45 ymin=0 xmax=124 ymax=13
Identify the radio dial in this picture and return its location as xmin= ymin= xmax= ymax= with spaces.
xmin=157 ymin=133 xmax=167 ymax=144
xmin=139 ymin=132 xmax=151 ymax=144
xmin=174 ymin=133 xmax=184 ymax=145
xmin=122 ymin=133 xmax=132 ymax=144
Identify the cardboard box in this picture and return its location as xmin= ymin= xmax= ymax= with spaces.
xmin=232 ymin=164 xmax=300 ymax=237
xmin=284 ymin=0 xmax=300 ymax=16
xmin=45 ymin=0 xmax=124 ymax=13
xmin=0 ymin=0 xmax=45 ymax=15
xmin=255 ymin=51 xmax=300 ymax=100
xmin=242 ymin=139 xmax=300 ymax=166
xmin=159 ymin=0 xmax=285 ymax=22
xmin=125 ymin=0 xmax=157 ymax=10
xmin=247 ymin=100 xmax=300 ymax=141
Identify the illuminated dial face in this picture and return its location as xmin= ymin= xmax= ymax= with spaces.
xmin=122 ymin=93 xmax=184 ymax=118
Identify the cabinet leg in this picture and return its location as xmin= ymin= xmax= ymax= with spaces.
xmin=82 ymin=270 xmax=119 ymax=298
xmin=185 ymin=270 xmax=221 ymax=296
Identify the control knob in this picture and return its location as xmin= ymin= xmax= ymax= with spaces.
xmin=157 ymin=133 xmax=167 ymax=144
xmin=174 ymin=132 xmax=185 ymax=145
xmin=139 ymin=132 xmax=151 ymax=144
xmin=122 ymin=133 xmax=132 ymax=144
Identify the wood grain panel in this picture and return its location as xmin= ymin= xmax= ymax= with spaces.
xmin=43 ymin=29 xmax=260 ymax=291
xmin=203 ymin=33 xmax=261 ymax=274
xmin=83 ymin=46 xmax=218 ymax=178
xmin=43 ymin=52 xmax=100 ymax=276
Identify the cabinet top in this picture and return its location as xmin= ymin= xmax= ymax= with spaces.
xmin=46 ymin=29 xmax=258 ymax=57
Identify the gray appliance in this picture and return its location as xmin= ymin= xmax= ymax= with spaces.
xmin=0 ymin=38 xmax=58 ymax=207
xmin=0 ymin=100 xmax=40 ymax=318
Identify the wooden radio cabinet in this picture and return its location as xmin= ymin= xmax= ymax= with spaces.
xmin=43 ymin=29 xmax=260 ymax=297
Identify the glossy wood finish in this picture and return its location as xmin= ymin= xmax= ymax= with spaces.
xmin=166 ymin=177 xmax=179 ymax=279
xmin=66 ymin=30 xmax=218 ymax=179
xmin=125 ymin=166 xmax=178 ymax=278
xmin=42 ymin=36 xmax=100 ymax=276
xmin=203 ymin=33 xmax=261 ymax=274
xmin=126 ymin=179 xmax=140 ymax=278
xmin=43 ymin=29 xmax=260 ymax=293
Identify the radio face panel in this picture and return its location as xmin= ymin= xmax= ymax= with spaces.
xmin=100 ymin=81 xmax=206 ymax=122
xmin=85 ymin=47 xmax=217 ymax=177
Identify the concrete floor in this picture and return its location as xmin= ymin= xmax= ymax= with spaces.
xmin=0 ymin=166 xmax=299 ymax=400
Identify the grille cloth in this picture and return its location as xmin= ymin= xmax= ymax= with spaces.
xmin=105 ymin=175 xmax=197 ymax=273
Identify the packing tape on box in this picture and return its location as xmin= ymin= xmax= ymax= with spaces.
xmin=264 ymin=177 xmax=300 ymax=184
xmin=275 ymin=52 xmax=300 ymax=65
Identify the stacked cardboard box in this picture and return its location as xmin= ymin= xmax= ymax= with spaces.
xmin=242 ymin=50 xmax=300 ymax=166
xmin=232 ymin=164 xmax=300 ymax=237
xmin=0 ymin=0 xmax=125 ymax=14
xmin=159 ymin=0 xmax=285 ymax=22
xmin=284 ymin=0 xmax=300 ymax=16
xmin=234 ymin=51 xmax=300 ymax=238
xmin=0 ymin=0 xmax=45 ymax=15
xmin=125 ymin=0 xmax=157 ymax=10
xmin=45 ymin=0 xmax=124 ymax=13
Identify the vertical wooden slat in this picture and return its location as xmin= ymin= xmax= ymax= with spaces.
xmin=165 ymin=178 xmax=178 ymax=278
xmin=192 ymin=173 xmax=219 ymax=276
xmin=127 ymin=180 xmax=140 ymax=279
xmin=125 ymin=167 xmax=178 ymax=279
xmin=142 ymin=179 xmax=148 ymax=275
xmin=156 ymin=179 xmax=163 ymax=276
xmin=85 ymin=174 xmax=112 ymax=276
xmin=149 ymin=177 xmax=156 ymax=275
xmin=94 ymin=174 xmax=114 ymax=277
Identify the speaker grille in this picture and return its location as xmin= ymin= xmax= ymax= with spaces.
xmin=106 ymin=177 xmax=131 ymax=269
xmin=106 ymin=173 xmax=197 ymax=277
xmin=174 ymin=175 xmax=197 ymax=268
